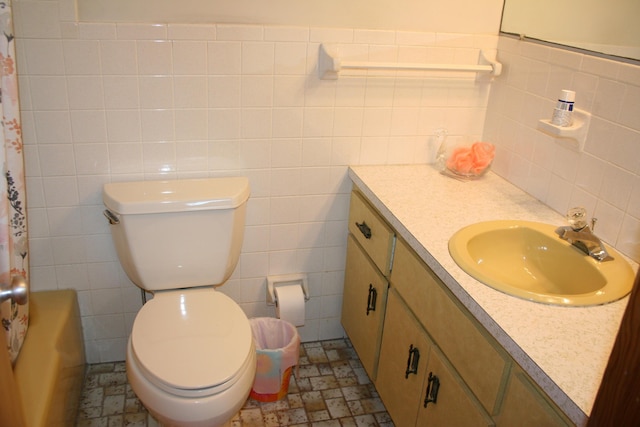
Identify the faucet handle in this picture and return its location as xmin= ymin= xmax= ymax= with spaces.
xmin=567 ymin=207 xmax=588 ymax=230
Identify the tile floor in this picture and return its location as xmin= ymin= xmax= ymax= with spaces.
xmin=76 ymin=339 xmax=394 ymax=426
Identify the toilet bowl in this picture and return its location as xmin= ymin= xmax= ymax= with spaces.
xmin=127 ymin=289 xmax=256 ymax=427
xmin=103 ymin=177 xmax=255 ymax=427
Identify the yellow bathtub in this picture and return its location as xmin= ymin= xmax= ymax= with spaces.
xmin=13 ymin=290 xmax=86 ymax=427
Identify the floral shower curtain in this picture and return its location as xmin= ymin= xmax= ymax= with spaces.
xmin=0 ymin=0 xmax=29 ymax=364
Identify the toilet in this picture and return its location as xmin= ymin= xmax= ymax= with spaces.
xmin=102 ymin=177 xmax=256 ymax=427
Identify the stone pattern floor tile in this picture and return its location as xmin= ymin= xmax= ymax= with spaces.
xmin=76 ymin=339 xmax=394 ymax=426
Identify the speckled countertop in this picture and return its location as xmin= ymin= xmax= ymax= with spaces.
xmin=349 ymin=164 xmax=638 ymax=427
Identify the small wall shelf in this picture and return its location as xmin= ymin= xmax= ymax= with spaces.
xmin=318 ymin=43 xmax=502 ymax=80
xmin=537 ymin=108 xmax=591 ymax=152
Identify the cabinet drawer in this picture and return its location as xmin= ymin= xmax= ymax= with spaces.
xmin=391 ymin=238 xmax=509 ymax=414
xmin=341 ymin=234 xmax=389 ymax=380
xmin=348 ymin=190 xmax=394 ymax=276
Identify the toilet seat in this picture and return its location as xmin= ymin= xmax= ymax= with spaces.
xmin=130 ymin=288 xmax=253 ymax=398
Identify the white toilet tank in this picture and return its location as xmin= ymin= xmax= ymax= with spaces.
xmin=103 ymin=177 xmax=250 ymax=292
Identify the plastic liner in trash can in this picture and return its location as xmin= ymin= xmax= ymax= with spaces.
xmin=249 ymin=317 xmax=300 ymax=402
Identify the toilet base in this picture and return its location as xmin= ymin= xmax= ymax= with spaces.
xmin=127 ymin=338 xmax=256 ymax=427
xmin=147 ymin=413 xmax=233 ymax=427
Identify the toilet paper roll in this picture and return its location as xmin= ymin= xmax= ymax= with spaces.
xmin=275 ymin=284 xmax=305 ymax=327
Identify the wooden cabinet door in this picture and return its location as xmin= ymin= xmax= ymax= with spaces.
xmin=0 ymin=344 xmax=25 ymax=427
xmin=496 ymin=369 xmax=571 ymax=427
xmin=416 ymin=348 xmax=494 ymax=427
xmin=341 ymin=234 xmax=388 ymax=380
xmin=391 ymin=238 xmax=508 ymax=414
xmin=376 ymin=289 xmax=431 ymax=427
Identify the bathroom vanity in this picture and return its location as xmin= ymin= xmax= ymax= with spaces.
xmin=342 ymin=165 xmax=636 ymax=427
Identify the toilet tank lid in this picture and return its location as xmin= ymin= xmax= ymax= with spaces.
xmin=103 ymin=177 xmax=250 ymax=214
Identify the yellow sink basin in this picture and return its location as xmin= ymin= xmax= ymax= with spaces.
xmin=448 ymin=220 xmax=635 ymax=306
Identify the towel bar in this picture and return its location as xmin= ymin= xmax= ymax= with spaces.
xmin=318 ymin=43 xmax=502 ymax=80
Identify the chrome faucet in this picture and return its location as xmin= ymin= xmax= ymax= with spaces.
xmin=555 ymin=207 xmax=612 ymax=262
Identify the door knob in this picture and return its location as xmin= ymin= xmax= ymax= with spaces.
xmin=0 ymin=275 xmax=28 ymax=305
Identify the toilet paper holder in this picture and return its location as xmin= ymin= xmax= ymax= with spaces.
xmin=266 ymin=274 xmax=310 ymax=306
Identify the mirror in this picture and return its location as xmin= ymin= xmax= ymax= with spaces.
xmin=501 ymin=0 xmax=640 ymax=62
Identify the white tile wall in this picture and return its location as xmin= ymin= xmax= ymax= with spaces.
xmin=484 ymin=36 xmax=640 ymax=264
xmin=16 ymin=1 xmax=498 ymax=362
xmin=16 ymin=4 xmax=638 ymax=365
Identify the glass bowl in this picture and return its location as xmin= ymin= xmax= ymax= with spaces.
xmin=435 ymin=135 xmax=495 ymax=180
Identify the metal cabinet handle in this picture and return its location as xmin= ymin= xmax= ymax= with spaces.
xmin=0 ymin=275 xmax=28 ymax=305
xmin=405 ymin=344 xmax=420 ymax=378
xmin=423 ymin=372 xmax=440 ymax=407
xmin=355 ymin=221 xmax=372 ymax=239
xmin=366 ymin=284 xmax=377 ymax=316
